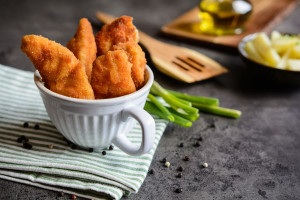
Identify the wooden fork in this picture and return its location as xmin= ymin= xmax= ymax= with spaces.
xmin=96 ymin=12 xmax=228 ymax=83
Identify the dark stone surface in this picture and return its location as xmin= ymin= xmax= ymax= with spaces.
xmin=0 ymin=0 xmax=300 ymax=199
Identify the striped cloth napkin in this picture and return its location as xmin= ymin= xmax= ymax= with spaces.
xmin=0 ymin=64 xmax=168 ymax=200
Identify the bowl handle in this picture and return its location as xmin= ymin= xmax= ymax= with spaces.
xmin=112 ymin=105 xmax=155 ymax=156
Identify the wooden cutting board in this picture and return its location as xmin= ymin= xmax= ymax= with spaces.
xmin=161 ymin=0 xmax=298 ymax=48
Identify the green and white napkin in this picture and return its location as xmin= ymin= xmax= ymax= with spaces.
xmin=0 ymin=64 xmax=168 ymax=200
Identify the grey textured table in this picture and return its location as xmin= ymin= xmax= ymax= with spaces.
xmin=0 ymin=0 xmax=300 ymax=199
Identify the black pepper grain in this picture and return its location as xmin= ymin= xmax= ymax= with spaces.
xmin=175 ymin=188 xmax=183 ymax=193
xmin=88 ymin=148 xmax=94 ymax=153
xmin=109 ymin=145 xmax=114 ymax=150
xmin=17 ymin=135 xmax=27 ymax=143
xmin=162 ymin=158 xmax=167 ymax=163
xmin=198 ymin=136 xmax=203 ymax=141
xmin=184 ymin=156 xmax=190 ymax=161
xmin=194 ymin=141 xmax=201 ymax=147
xmin=177 ymin=166 xmax=184 ymax=172
xmin=177 ymin=173 xmax=182 ymax=178
xmin=178 ymin=143 xmax=184 ymax=147
xmin=148 ymin=169 xmax=154 ymax=174
xmin=102 ymin=151 xmax=106 ymax=155
xmin=23 ymin=142 xmax=32 ymax=149
xmin=34 ymin=124 xmax=40 ymax=130
xmin=17 ymin=137 xmax=23 ymax=143
xmin=23 ymin=122 xmax=29 ymax=128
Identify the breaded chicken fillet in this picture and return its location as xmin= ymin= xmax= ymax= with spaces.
xmin=95 ymin=16 xmax=139 ymax=55
xmin=21 ymin=35 xmax=95 ymax=99
xmin=112 ymin=42 xmax=146 ymax=89
xmin=67 ymin=18 xmax=97 ymax=82
xmin=91 ymin=50 xmax=136 ymax=99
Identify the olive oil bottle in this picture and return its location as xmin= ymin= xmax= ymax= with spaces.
xmin=198 ymin=0 xmax=252 ymax=35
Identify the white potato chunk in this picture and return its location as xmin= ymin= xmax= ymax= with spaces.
xmin=244 ymin=41 xmax=267 ymax=65
xmin=276 ymin=49 xmax=292 ymax=70
xmin=243 ymin=31 xmax=300 ymax=69
xmin=271 ymin=31 xmax=281 ymax=41
xmin=252 ymin=33 xmax=272 ymax=53
xmin=287 ymin=59 xmax=300 ymax=71
xmin=252 ymin=33 xmax=280 ymax=67
xmin=272 ymin=38 xmax=298 ymax=54
xmin=290 ymin=44 xmax=300 ymax=59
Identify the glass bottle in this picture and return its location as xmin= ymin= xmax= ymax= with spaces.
xmin=198 ymin=0 xmax=252 ymax=35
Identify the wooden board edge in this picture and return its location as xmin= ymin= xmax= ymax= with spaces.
xmin=261 ymin=0 xmax=299 ymax=33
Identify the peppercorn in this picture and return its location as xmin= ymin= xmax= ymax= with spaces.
xmin=148 ymin=169 xmax=154 ymax=174
xmin=177 ymin=166 xmax=184 ymax=172
xmin=184 ymin=156 xmax=190 ymax=161
xmin=88 ymin=148 xmax=94 ymax=153
xmin=102 ymin=151 xmax=106 ymax=155
xmin=175 ymin=188 xmax=183 ymax=193
xmin=23 ymin=122 xmax=29 ymax=128
xmin=23 ymin=142 xmax=32 ymax=149
xmin=198 ymin=136 xmax=203 ymax=141
xmin=109 ymin=145 xmax=114 ymax=150
xmin=34 ymin=124 xmax=40 ymax=130
xmin=178 ymin=143 xmax=184 ymax=147
xmin=177 ymin=173 xmax=182 ymax=178
xmin=17 ymin=137 xmax=23 ymax=143
xmin=17 ymin=135 xmax=27 ymax=143
xmin=165 ymin=161 xmax=170 ymax=168
xmin=162 ymin=158 xmax=167 ymax=163
xmin=194 ymin=141 xmax=201 ymax=147
xmin=202 ymin=162 xmax=208 ymax=168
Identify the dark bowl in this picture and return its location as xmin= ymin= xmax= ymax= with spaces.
xmin=238 ymin=33 xmax=300 ymax=86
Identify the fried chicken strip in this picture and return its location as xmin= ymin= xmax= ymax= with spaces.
xmin=95 ymin=16 xmax=139 ymax=55
xmin=21 ymin=35 xmax=94 ymax=99
xmin=91 ymin=50 xmax=136 ymax=99
xmin=112 ymin=42 xmax=146 ymax=89
xmin=67 ymin=18 xmax=97 ymax=82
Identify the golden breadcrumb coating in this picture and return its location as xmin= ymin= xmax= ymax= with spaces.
xmin=21 ymin=35 xmax=94 ymax=99
xmin=95 ymin=16 xmax=139 ymax=56
xmin=91 ymin=50 xmax=136 ymax=99
xmin=112 ymin=42 xmax=146 ymax=89
xmin=67 ymin=18 xmax=97 ymax=82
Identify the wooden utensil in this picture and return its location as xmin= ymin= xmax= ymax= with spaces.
xmin=96 ymin=12 xmax=228 ymax=83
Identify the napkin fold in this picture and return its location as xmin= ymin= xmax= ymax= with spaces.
xmin=0 ymin=64 xmax=168 ymax=200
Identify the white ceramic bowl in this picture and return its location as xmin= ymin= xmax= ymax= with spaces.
xmin=34 ymin=65 xmax=155 ymax=156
